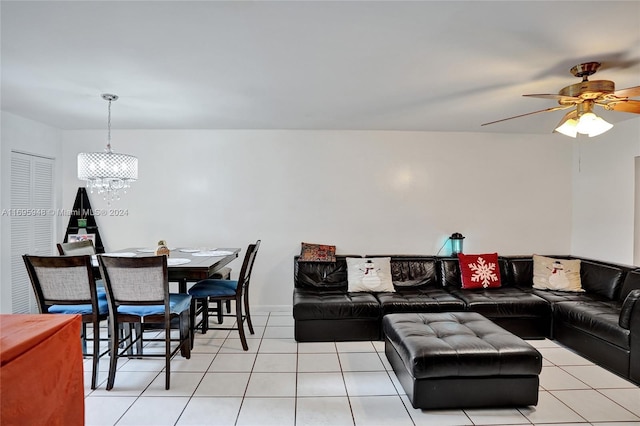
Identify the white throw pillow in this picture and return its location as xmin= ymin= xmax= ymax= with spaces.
xmin=532 ymin=254 xmax=583 ymax=292
xmin=347 ymin=257 xmax=395 ymax=292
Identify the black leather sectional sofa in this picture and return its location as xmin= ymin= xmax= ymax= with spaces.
xmin=293 ymin=255 xmax=640 ymax=384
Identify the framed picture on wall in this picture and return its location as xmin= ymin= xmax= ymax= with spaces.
xmin=68 ymin=233 xmax=96 ymax=243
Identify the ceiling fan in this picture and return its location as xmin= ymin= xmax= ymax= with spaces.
xmin=482 ymin=62 xmax=640 ymax=137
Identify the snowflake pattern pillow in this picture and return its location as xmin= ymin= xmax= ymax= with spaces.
xmin=458 ymin=253 xmax=501 ymax=289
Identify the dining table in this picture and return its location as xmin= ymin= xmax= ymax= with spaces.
xmin=95 ymin=247 xmax=241 ymax=293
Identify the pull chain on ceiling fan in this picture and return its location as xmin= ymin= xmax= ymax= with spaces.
xmin=482 ymin=62 xmax=640 ymax=137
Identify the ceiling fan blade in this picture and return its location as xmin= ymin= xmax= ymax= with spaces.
xmin=481 ymin=105 xmax=573 ymax=126
xmin=613 ymin=86 xmax=640 ymax=98
xmin=607 ymin=100 xmax=640 ymax=114
xmin=523 ymin=94 xmax=581 ymax=102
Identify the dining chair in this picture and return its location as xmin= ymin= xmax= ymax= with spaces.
xmin=22 ymin=254 xmax=109 ymax=390
xmin=205 ymin=266 xmax=232 ymax=324
xmin=57 ymin=239 xmax=96 ymax=255
xmin=188 ymin=240 xmax=261 ymax=351
xmin=97 ymin=255 xmax=192 ymax=390
xmin=57 ymin=239 xmax=105 ymax=284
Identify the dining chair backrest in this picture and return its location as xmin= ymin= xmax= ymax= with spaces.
xmin=23 ymin=253 xmax=108 ymax=390
xmin=23 ymin=254 xmax=99 ymax=311
xmin=98 ymin=255 xmax=169 ymax=307
xmin=238 ymin=240 xmax=261 ymax=293
xmin=57 ymin=240 xmax=96 ymax=256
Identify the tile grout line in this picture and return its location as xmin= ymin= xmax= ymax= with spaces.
xmin=336 ymin=341 xmax=358 ymax=426
xmin=173 ymin=316 xmax=223 ymax=426
xmin=85 ymin=324 xmax=638 ymax=426
xmin=376 ymin=345 xmax=418 ymax=426
xmin=557 ymin=356 xmax=640 ymax=414
xmin=537 ymin=344 xmax=629 ymax=425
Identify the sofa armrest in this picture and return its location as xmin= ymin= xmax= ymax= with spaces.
xmin=626 ymin=288 xmax=640 ymax=384
xmin=619 ymin=289 xmax=640 ymax=329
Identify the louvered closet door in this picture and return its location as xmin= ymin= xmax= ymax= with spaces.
xmin=10 ymin=152 xmax=55 ymax=313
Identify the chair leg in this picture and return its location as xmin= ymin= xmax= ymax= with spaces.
xmin=226 ymin=300 xmax=231 ymax=313
xmin=134 ymin=323 xmax=143 ymax=356
xmin=244 ymin=289 xmax=254 ymax=335
xmin=189 ymin=299 xmax=197 ymax=348
xmin=236 ymin=302 xmax=248 ymax=351
xmin=106 ymin=317 xmax=120 ymax=391
xmin=216 ymin=300 xmax=224 ymax=324
xmin=91 ymin=320 xmax=100 ymax=390
xmin=119 ymin=323 xmax=136 ymax=356
xmin=202 ymin=298 xmax=209 ymax=333
xmin=180 ymin=310 xmax=191 ymax=359
xmin=164 ymin=321 xmax=171 ymax=390
xmin=81 ymin=322 xmax=88 ymax=354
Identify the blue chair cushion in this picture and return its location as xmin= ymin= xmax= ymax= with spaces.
xmin=48 ymin=289 xmax=108 ymax=315
xmin=116 ymin=293 xmax=192 ymax=317
xmin=188 ymin=279 xmax=238 ymax=298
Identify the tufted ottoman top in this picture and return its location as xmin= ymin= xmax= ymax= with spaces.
xmin=383 ymin=312 xmax=542 ymax=380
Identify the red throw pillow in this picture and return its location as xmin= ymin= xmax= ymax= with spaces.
xmin=458 ymin=253 xmax=501 ymax=289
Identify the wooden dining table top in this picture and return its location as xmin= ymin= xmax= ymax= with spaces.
xmin=100 ymin=247 xmax=241 ymax=292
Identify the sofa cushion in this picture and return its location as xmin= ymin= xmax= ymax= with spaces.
xmin=299 ymin=242 xmax=336 ymax=262
xmin=508 ymin=257 xmax=534 ymax=288
xmin=619 ymin=270 xmax=640 ymax=302
xmin=295 ymin=255 xmax=358 ymax=290
xmin=554 ymin=301 xmax=630 ymax=349
xmin=533 ymin=255 xmax=583 ymax=292
xmin=620 ymin=289 xmax=640 ymax=329
xmin=439 ymin=258 xmax=461 ymax=288
xmin=580 ymin=260 xmax=625 ymax=300
xmin=532 ymin=288 xmax=608 ymax=305
xmin=448 ymin=287 xmax=550 ymax=318
xmin=387 ymin=256 xmax=438 ymax=289
xmin=293 ymin=289 xmax=380 ymax=320
xmin=376 ymin=288 xmax=465 ymax=315
xmin=458 ymin=253 xmax=501 ymax=289
xmin=347 ymin=257 xmax=394 ymax=292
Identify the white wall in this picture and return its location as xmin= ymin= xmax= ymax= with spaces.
xmin=571 ymin=118 xmax=640 ymax=265
xmin=0 ymin=112 xmax=63 ymax=313
xmin=3 ymin=110 xmax=635 ymax=312
xmin=62 ymin=129 xmax=573 ymax=309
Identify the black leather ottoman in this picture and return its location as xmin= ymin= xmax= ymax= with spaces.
xmin=383 ymin=312 xmax=542 ymax=409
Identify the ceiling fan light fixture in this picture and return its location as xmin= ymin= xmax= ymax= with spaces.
xmin=584 ymin=115 xmax=613 ymax=137
xmin=483 ymin=62 xmax=639 ymax=136
xmin=576 ymin=112 xmax=597 ymax=134
xmin=555 ymin=118 xmax=578 ymax=138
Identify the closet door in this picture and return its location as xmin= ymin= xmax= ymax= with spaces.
xmin=10 ymin=152 xmax=55 ymax=313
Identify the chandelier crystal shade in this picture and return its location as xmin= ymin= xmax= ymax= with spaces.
xmin=77 ymin=94 xmax=138 ymax=203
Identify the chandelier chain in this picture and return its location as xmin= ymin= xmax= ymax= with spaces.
xmin=106 ymin=98 xmax=112 ymax=152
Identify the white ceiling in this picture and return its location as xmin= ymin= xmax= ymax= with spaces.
xmin=1 ymin=1 xmax=639 ymax=134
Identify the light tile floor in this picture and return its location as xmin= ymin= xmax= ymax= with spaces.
xmin=84 ymin=311 xmax=640 ymax=426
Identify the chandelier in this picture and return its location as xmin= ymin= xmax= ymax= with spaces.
xmin=77 ymin=94 xmax=138 ymax=204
